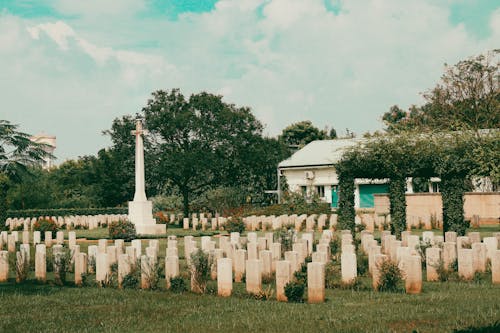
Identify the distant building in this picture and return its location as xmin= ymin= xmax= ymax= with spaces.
xmin=30 ymin=133 xmax=56 ymax=169
xmin=278 ymin=139 xmax=440 ymax=209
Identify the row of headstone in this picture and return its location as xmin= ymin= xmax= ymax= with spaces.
xmin=5 ymin=214 xmax=127 ymax=231
xmin=0 ymin=231 xmax=80 ymax=251
xmin=242 ymin=214 xmax=339 ymax=232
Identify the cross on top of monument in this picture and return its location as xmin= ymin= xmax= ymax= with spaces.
xmin=131 ymin=118 xmax=149 ymax=136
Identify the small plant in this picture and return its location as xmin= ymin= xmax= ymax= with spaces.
xmin=274 ymin=228 xmax=295 ymax=256
xmin=284 ymin=281 xmax=305 ymax=303
xmin=357 ymin=254 xmax=369 ymax=276
xmin=251 ymin=285 xmax=274 ymax=301
xmin=190 ymin=249 xmax=212 ymax=294
xmin=15 ymin=251 xmax=29 ymax=283
xmin=108 ymin=219 xmax=136 ymax=241
xmin=262 ymin=272 xmax=275 ymax=285
xmin=377 ymin=260 xmax=403 ymax=292
xmin=169 ymin=277 xmax=188 ymax=293
xmin=329 ymin=236 xmax=340 ymax=260
xmin=141 ymin=258 xmax=161 ymax=290
xmin=293 ymin=256 xmax=312 ymax=285
xmin=416 ymin=240 xmax=432 ymax=267
xmin=224 ymin=217 xmax=245 ymax=234
xmin=325 ymin=262 xmax=341 ymax=289
xmin=53 ymin=248 xmax=71 ymax=286
xmin=33 ymin=218 xmax=58 ymax=241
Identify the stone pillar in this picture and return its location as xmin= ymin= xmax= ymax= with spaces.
xmin=234 ymin=249 xmax=246 ymax=283
xmin=369 ymin=245 xmax=382 ymax=275
xmin=260 ymin=250 xmax=272 ymax=279
xmin=131 ymin=239 xmax=142 ymax=260
xmin=183 ymin=218 xmax=189 ymax=230
xmin=456 ymin=236 xmax=470 ymax=249
xmin=114 ymin=239 xmax=124 ymax=255
xmin=96 ymin=253 xmax=110 ymax=285
xmin=284 ymin=251 xmax=300 ymax=273
xmin=458 ymin=249 xmax=474 ymax=280
xmin=422 ymin=231 xmax=434 ymax=244
xmin=56 ymin=231 xmax=64 ymax=245
xmin=117 ymin=254 xmax=131 ymax=288
xmin=247 ymin=242 xmax=258 ymax=261
xmin=426 ymin=247 xmax=441 ymax=281
xmin=22 ymin=231 xmax=29 ymax=245
xmin=389 ymin=240 xmax=402 ymax=263
xmin=307 ymin=262 xmax=325 ymax=303
xmin=245 ymin=259 xmax=262 ymax=294
xmin=107 ymin=245 xmax=118 ymax=267
xmin=341 ymin=252 xmax=357 ymax=283
xmin=33 ymin=231 xmax=41 ymax=245
xmin=405 ymin=255 xmax=422 ymax=294
xmin=442 ymin=242 xmax=457 ymax=270
xmin=75 ymin=253 xmax=88 ymax=286
xmin=445 ymin=231 xmax=457 ymax=243
xmin=35 ymin=244 xmax=46 ymax=282
xmin=472 ymin=243 xmax=487 ymax=273
xmin=210 ymin=249 xmax=224 ymax=280
xmin=0 ymin=251 xmax=8 ymax=282
xmin=401 ymin=231 xmax=411 ymax=247
xmin=270 ymin=243 xmax=281 ymax=272
xmin=302 ymin=233 xmax=314 ymax=255
xmin=68 ymin=231 xmax=76 ymax=248
xmin=467 ymin=232 xmax=481 ymax=244
xmin=483 ymin=237 xmax=498 ymax=261
xmin=98 ymin=239 xmax=107 ymax=254
xmin=217 ymin=258 xmax=233 ymax=297
xmin=407 ymin=235 xmax=419 ymax=254
xmin=372 ymin=254 xmax=387 ymax=290
xmin=165 ymin=256 xmax=179 ymax=289
xmin=7 ymin=234 xmax=16 ymax=252
xmin=276 ymin=260 xmax=290 ymax=302
xmin=492 ymin=250 xmax=500 ymax=284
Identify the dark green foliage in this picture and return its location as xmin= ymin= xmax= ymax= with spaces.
xmin=357 ymin=254 xmax=369 ymax=276
xmin=329 ymin=236 xmax=340 ymax=260
xmin=274 ymin=228 xmax=295 ymax=256
xmin=7 ymin=207 xmax=128 ymax=218
xmin=389 ymin=177 xmax=406 ymax=237
xmin=293 ymin=256 xmax=312 ymax=285
xmin=0 ymin=174 xmax=9 ymax=230
xmin=108 ymin=219 xmax=136 ymax=241
xmin=377 ymin=260 xmax=403 ymax=292
xmin=169 ymin=277 xmax=188 ymax=293
xmin=224 ymin=217 xmax=245 ymax=234
xmin=284 ymin=281 xmax=305 ymax=303
xmin=453 ymin=321 xmax=500 ymax=333
xmin=53 ymin=248 xmax=71 ymax=286
xmin=279 ymin=120 xmax=329 ymax=148
xmin=337 ymin=174 xmax=355 ymax=232
xmin=441 ymin=177 xmax=469 ymax=235
xmin=190 ymin=249 xmax=212 ymax=293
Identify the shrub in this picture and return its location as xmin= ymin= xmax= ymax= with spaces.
xmin=53 ymin=248 xmax=71 ymax=286
xmin=251 ymin=285 xmax=274 ymax=301
xmin=274 ymin=228 xmax=295 ymax=256
xmin=15 ymin=251 xmax=29 ymax=283
xmin=293 ymin=256 xmax=312 ymax=285
xmin=329 ymin=236 xmax=340 ymax=260
xmin=33 ymin=218 xmax=58 ymax=241
xmin=154 ymin=211 xmax=169 ymax=225
xmin=325 ymin=262 xmax=341 ymax=289
xmin=357 ymin=254 xmax=369 ymax=276
xmin=141 ymin=259 xmax=161 ymax=290
xmin=169 ymin=277 xmax=188 ymax=293
xmin=377 ymin=260 xmax=403 ymax=292
xmin=122 ymin=270 xmax=140 ymax=289
xmin=190 ymin=249 xmax=212 ymax=293
xmin=108 ymin=219 xmax=136 ymax=241
xmin=224 ymin=217 xmax=245 ymax=234
xmin=284 ymin=281 xmax=305 ymax=303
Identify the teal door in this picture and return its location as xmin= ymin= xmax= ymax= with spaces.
xmin=359 ymin=184 xmax=388 ymax=208
xmin=331 ymin=186 xmax=339 ymax=208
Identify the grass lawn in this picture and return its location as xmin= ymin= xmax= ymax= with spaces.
xmin=0 ymin=279 xmax=499 ymax=332
xmin=1 ymin=226 xmax=498 ymax=332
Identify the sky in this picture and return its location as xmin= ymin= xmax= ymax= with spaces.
xmin=1 ymin=0 xmax=499 ymax=161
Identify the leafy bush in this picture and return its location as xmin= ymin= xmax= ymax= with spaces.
xmin=284 ymin=281 xmax=305 ymax=303
xmin=325 ymin=262 xmax=341 ymax=289
xmin=169 ymin=277 xmax=188 ymax=293
xmin=190 ymin=249 xmax=212 ymax=293
xmin=33 ymin=218 xmax=59 ymax=241
xmin=293 ymin=256 xmax=312 ymax=285
xmin=274 ymin=228 xmax=295 ymax=256
xmin=250 ymin=285 xmax=274 ymax=301
xmin=224 ymin=217 xmax=245 ymax=234
xmin=15 ymin=251 xmax=29 ymax=283
xmin=357 ymin=254 xmax=369 ymax=276
xmin=377 ymin=260 xmax=403 ymax=292
xmin=53 ymin=248 xmax=71 ymax=286
xmin=108 ymin=219 xmax=136 ymax=241
xmin=329 ymin=236 xmax=340 ymax=260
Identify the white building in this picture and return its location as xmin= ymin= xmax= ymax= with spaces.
xmin=278 ymin=139 xmax=441 ymax=209
xmin=30 ymin=133 xmax=56 ymax=169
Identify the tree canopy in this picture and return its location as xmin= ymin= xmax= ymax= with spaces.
xmin=279 ymin=120 xmax=336 ymax=148
xmin=383 ymin=50 xmax=499 ymax=132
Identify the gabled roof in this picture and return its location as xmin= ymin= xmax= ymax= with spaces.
xmin=278 ymin=138 xmax=363 ymax=168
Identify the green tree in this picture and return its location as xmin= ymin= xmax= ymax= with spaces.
xmin=280 ymin=121 xmax=328 ymax=148
xmin=383 ymin=50 xmax=499 ymax=132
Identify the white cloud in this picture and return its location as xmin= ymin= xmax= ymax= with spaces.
xmin=1 ymin=0 xmax=498 ymax=159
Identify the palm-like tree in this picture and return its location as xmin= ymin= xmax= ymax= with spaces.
xmin=1 ymin=119 xmax=51 ymax=228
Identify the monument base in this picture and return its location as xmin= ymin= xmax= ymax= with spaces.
xmin=128 ymin=200 xmax=166 ymax=235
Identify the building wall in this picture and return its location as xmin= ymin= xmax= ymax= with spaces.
xmin=374 ymin=192 xmax=499 ymax=226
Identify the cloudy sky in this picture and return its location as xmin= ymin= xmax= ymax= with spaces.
xmin=1 ymin=0 xmax=499 ymax=161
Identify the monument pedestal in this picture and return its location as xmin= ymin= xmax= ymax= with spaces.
xmin=128 ymin=200 xmax=166 ymax=235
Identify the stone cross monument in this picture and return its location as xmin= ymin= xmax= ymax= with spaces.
xmin=128 ymin=118 xmax=166 ymax=235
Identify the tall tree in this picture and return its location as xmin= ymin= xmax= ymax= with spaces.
xmin=280 ymin=120 xmax=329 ymax=148
xmin=383 ymin=50 xmax=499 ymax=132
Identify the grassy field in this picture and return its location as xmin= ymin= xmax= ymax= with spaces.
xmin=0 ymin=279 xmax=499 ymax=332
xmin=1 ymin=226 xmax=499 ymax=332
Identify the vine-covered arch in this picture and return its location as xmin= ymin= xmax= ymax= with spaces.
xmin=335 ymin=131 xmax=498 ymax=236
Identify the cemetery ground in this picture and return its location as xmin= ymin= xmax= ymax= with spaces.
xmin=0 ymin=226 xmax=499 ymax=332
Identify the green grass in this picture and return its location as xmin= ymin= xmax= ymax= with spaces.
xmin=0 ymin=279 xmax=498 ymax=332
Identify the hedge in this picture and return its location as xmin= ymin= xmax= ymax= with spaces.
xmin=6 ymin=207 xmax=128 ymax=218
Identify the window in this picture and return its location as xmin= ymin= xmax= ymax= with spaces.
xmin=300 ymin=186 xmax=307 ymax=196
xmin=316 ymin=185 xmax=325 ymax=198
